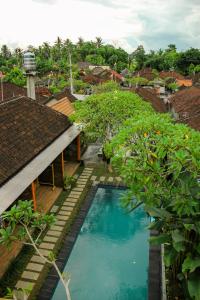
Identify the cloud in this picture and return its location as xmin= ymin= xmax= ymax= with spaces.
xmin=0 ymin=0 xmax=200 ymax=52
xmin=32 ymin=0 xmax=57 ymax=4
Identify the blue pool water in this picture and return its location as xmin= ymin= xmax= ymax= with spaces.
xmin=52 ymin=187 xmax=149 ymax=300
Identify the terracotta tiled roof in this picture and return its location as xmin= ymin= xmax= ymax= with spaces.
xmin=176 ymin=79 xmax=192 ymax=87
xmin=170 ymin=86 xmax=200 ymax=131
xmin=0 ymin=82 xmax=50 ymax=105
xmin=35 ymin=86 xmax=52 ymax=97
xmin=0 ymin=96 xmax=72 ymax=186
xmin=131 ymin=87 xmax=167 ymax=113
xmin=0 ymin=82 xmax=25 ymax=101
xmin=51 ymin=97 xmax=75 ymax=116
xmin=54 ymin=88 xmax=76 ymax=102
xmin=82 ymin=75 xmax=103 ymax=84
xmin=159 ymin=71 xmax=184 ymax=80
xmin=110 ymin=70 xmax=124 ymax=81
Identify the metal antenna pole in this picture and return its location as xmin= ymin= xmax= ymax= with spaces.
xmin=68 ymin=51 xmax=74 ymax=94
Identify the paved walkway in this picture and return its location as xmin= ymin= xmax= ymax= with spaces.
xmin=15 ymin=168 xmax=123 ymax=299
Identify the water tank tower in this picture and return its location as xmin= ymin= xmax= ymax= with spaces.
xmin=23 ymin=50 xmax=36 ymax=100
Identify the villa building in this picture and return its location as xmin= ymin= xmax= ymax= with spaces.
xmin=0 ymin=96 xmax=81 ymax=277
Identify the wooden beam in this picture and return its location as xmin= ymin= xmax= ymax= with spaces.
xmin=77 ymin=134 xmax=81 ymax=161
xmin=31 ymin=181 xmax=37 ymax=211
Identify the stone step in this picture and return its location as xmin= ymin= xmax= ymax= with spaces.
xmin=31 ymin=255 xmax=46 ymax=264
xmin=50 ymin=225 xmax=63 ymax=231
xmin=39 ymin=243 xmax=55 ymax=250
xmin=50 ymin=205 xmax=59 ymax=213
xmin=43 ymin=236 xmax=58 ymax=243
xmin=70 ymin=191 xmax=82 ymax=195
xmin=57 ymin=215 xmax=69 ymax=221
xmin=21 ymin=270 xmax=39 ymax=281
xmin=100 ymin=176 xmax=106 ymax=181
xmin=15 ymin=280 xmax=35 ymax=290
xmin=108 ymin=177 xmax=113 ymax=182
xmin=73 ymin=187 xmax=84 ymax=192
xmin=61 ymin=206 xmax=73 ymax=212
xmin=38 ymin=249 xmax=51 ymax=257
xmin=55 ymin=220 xmax=66 ymax=226
xmin=46 ymin=230 xmax=61 ymax=237
xmin=68 ymin=194 xmax=80 ymax=199
xmin=63 ymin=201 xmax=76 ymax=207
xmin=58 ymin=211 xmax=71 ymax=216
xmin=76 ymin=184 xmax=86 ymax=188
xmin=26 ymin=262 xmax=44 ymax=272
xmin=65 ymin=197 xmax=78 ymax=203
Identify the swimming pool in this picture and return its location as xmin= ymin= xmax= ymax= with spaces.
xmin=52 ymin=187 xmax=149 ymax=300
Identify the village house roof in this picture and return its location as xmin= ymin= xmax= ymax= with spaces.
xmin=0 ymin=82 xmax=51 ymax=105
xmin=159 ymin=71 xmax=184 ymax=80
xmin=176 ymin=79 xmax=193 ymax=87
xmin=170 ymin=86 xmax=200 ymax=131
xmin=110 ymin=70 xmax=124 ymax=81
xmin=132 ymin=87 xmax=167 ymax=113
xmin=0 ymin=96 xmax=72 ymax=187
xmin=82 ymin=74 xmax=103 ymax=85
xmin=53 ymin=88 xmax=76 ymax=102
xmin=50 ymin=97 xmax=75 ymax=116
xmin=91 ymin=66 xmax=105 ymax=76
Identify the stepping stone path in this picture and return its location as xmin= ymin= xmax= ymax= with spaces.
xmin=100 ymin=176 xmax=105 ymax=182
xmin=50 ymin=205 xmax=59 ymax=213
xmin=15 ymin=167 xmax=94 ymax=296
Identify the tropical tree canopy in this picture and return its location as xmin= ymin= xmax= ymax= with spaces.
xmin=105 ymin=113 xmax=200 ymax=299
xmin=71 ymin=91 xmax=154 ymax=143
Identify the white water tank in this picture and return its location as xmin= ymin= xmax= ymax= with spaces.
xmin=23 ymin=51 xmax=36 ymax=72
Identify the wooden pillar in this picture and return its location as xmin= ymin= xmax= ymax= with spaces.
xmin=51 ymin=163 xmax=55 ymax=190
xmin=31 ymin=181 xmax=37 ymax=211
xmin=77 ymin=134 xmax=81 ymax=161
xmin=61 ymin=151 xmax=65 ymax=177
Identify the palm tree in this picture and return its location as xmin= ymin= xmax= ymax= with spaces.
xmin=95 ymin=37 xmax=103 ymax=48
xmin=77 ymin=37 xmax=84 ymax=48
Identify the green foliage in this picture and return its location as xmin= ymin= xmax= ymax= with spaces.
xmin=105 ymin=113 xmax=200 ymax=299
xmin=0 ymin=200 xmax=55 ymax=247
xmin=85 ymin=54 xmax=105 ymax=66
xmin=4 ymin=67 xmax=26 ymax=87
xmin=71 ymin=91 xmax=154 ymax=143
xmin=1 ymin=40 xmax=200 ymax=81
xmin=167 ymin=82 xmax=179 ymax=91
xmin=63 ymin=175 xmax=76 ymax=190
xmin=128 ymin=76 xmax=149 ymax=87
xmin=93 ymin=81 xmax=120 ymax=94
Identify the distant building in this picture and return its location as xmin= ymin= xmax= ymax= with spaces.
xmin=0 ymin=82 xmax=51 ymax=104
xmin=131 ymin=87 xmax=167 ymax=113
xmin=169 ymin=86 xmax=200 ymax=131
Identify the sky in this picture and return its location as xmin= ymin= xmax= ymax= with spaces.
xmin=0 ymin=0 xmax=200 ymax=53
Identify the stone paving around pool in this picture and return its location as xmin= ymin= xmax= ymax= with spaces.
xmin=15 ymin=167 xmax=122 ymax=299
